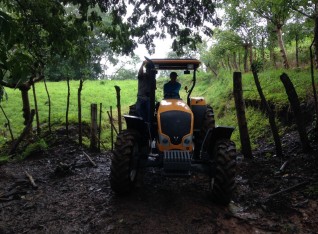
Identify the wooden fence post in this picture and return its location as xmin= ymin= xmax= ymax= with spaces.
xmin=110 ymin=106 xmax=113 ymax=151
xmin=251 ymin=65 xmax=283 ymax=158
xmin=98 ymin=103 xmax=102 ymax=151
xmin=78 ymin=79 xmax=84 ymax=146
xmin=90 ymin=103 xmax=98 ymax=151
xmin=233 ymin=72 xmax=252 ymax=159
xmin=280 ymin=73 xmax=311 ymax=152
xmin=114 ymin=85 xmax=122 ymax=132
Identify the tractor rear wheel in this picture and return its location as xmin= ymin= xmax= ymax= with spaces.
xmin=110 ymin=129 xmax=140 ymax=194
xmin=194 ymin=105 xmax=215 ymax=159
xmin=200 ymin=105 xmax=215 ymax=139
xmin=209 ymin=139 xmax=236 ymax=205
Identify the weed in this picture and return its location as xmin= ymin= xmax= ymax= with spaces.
xmin=18 ymin=139 xmax=48 ymax=160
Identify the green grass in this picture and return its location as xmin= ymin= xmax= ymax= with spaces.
xmin=0 ymin=79 xmax=139 ymax=149
xmin=0 ymin=68 xmax=316 ymax=152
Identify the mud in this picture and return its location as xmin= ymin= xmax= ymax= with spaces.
xmin=1 ymin=130 xmax=318 ymax=234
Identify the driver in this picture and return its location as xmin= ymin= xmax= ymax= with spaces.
xmin=163 ymin=72 xmax=181 ymax=99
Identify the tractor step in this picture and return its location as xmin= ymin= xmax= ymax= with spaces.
xmin=163 ymin=150 xmax=191 ymax=175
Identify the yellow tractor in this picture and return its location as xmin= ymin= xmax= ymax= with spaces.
xmin=110 ymin=58 xmax=237 ymax=205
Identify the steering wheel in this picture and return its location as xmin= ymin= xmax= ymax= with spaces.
xmin=164 ymin=92 xmax=180 ymax=99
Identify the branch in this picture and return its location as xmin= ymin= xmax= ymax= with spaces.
xmin=0 ymin=80 xmax=18 ymax=89
xmin=24 ymin=170 xmax=38 ymax=189
xmin=33 ymin=74 xmax=45 ymax=83
xmin=290 ymin=6 xmax=313 ymax=19
xmin=265 ymin=181 xmax=309 ymax=201
xmin=83 ymin=151 xmax=97 ymax=167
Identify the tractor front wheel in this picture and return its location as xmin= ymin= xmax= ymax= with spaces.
xmin=209 ymin=139 xmax=237 ymax=205
xmin=110 ymin=130 xmax=140 ymax=194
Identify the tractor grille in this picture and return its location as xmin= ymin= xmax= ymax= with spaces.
xmin=160 ymin=111 xmax=191 ymax=145
xmin=163 ymin=150 xmax=191 ymax=172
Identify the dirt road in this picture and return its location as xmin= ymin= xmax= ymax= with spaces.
xmin=1 ymin=133 xmax=317 ymax=233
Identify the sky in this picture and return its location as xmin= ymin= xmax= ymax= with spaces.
xmin=134 ymin=37 xmax=173 ymax=59
xmin=103 ymin=37 xmax=173 ymax=77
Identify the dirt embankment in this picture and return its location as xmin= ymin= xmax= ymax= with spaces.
xmin=0 ymin=130 xmax=318 ymax=234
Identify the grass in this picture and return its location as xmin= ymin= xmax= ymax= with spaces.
xmin=0 ymin=79 xmax=139 ymax=149
xmin=0 ymin=68 xmax=316 ymax=153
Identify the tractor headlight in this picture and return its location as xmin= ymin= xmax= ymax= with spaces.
xmin=159 ymin=134 xmax=170 ymax=146
xmin=183 ymin=135 xmax=193 ymax=147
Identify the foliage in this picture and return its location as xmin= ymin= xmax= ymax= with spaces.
xmin=19 ymin=138 xmax=48 ymax=160
xmin=0 ymin=155 xmax=9 ymax=164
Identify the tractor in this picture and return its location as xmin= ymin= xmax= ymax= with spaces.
xmin=110 ymin=58 xmax=237 ymax=205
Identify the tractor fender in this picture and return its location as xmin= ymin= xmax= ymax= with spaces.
xmin=201 ymin=126 xmax=235 ymax=152
xmin=123 ymin=115 xmax=149 ymax=135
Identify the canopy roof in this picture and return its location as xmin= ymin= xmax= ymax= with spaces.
xmin=144 ymin=58 xmax=201 ymax=70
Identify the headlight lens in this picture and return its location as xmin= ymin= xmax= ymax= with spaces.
xmin=183 ymin=135 xmax=193 ymax=147
xmin=159 ymin=134 xmax=170 ymax=146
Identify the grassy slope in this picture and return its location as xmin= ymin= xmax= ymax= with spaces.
xmin=0 ymin=68 xmax=315 ymax=150
xmin=190 ymin=68 xmax=315 ymax=148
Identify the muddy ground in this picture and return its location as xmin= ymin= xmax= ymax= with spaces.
xmin=0 ymin=129 xmax=318 ymax=234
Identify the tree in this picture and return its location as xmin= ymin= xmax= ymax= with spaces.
xmin=201 ymin=30 xmax=244 ymax=74
xmin=289 ymin=0 xmax=318 ymax=68
xmin=247 ymin=0 xmax=292 ymax=69
xmin=223 ymin=1 xmax=261 ymax=72
xmin=1 ymin=0 xmax=221 ymax=126
xmin=284 ymin=15 xmax=312 ymax=67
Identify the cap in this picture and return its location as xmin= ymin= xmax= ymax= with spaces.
xmin=170 ymin=72 xmax=178 ymax=78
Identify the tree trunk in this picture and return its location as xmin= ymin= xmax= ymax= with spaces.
xmin=238 ymin=52 xmax=242 ymax=71
xmin=227 ymin=55 xmax=232 ymax=71
xmin=251 ymin=65 xmax=283 ymax=157
xmin=43 ymin=78 xmax=51 ymax=133
xmin=233 ymin=52 xmax=239 ymax=71
xmin=207 ymin=63 xmax=218 ymax=76
xmin=280 ymin=73 xmax=311 ymax=152
xmin=261 ymin=36 xmax=265 ymax=62
xmin=270 ymin=47 xmax=278 ymax=69
xmin=314 ymin=5 xmax=318 ymax=69
xmin=249 ymin=44 xmax=253 ymax=68
xmin=243 ymin=45 xmax=249 ymax=72
xmin=32 ymin=83 xmax=40 ymax=135
xmin=221 ymin=60 xmax=226 ymax=69
xmin=9 ymin=109 xmax=35 ymax=155
xmin=276 ymin=25 xmax=290 ymax=69
xmin=20 ymin=86 xmax=31 ymax=125
xmin=295 ymin=34 xmax=299 ymax=68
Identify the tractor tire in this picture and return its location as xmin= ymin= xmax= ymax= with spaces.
xmin=110 ymin=129 xmax=141 ymax=194
xmin=200 ymin=105 xmax=215 ymax=139
xmin=209 ymin=139 xmax=237 ymax=205
xmin=194 ymin=105 xmax=215 ymax=159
